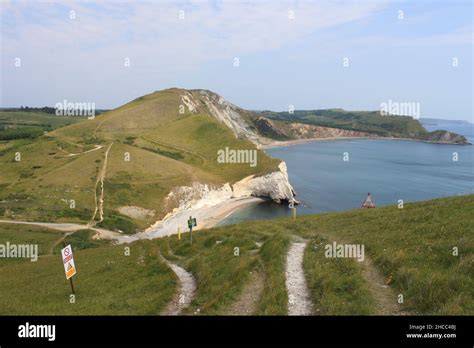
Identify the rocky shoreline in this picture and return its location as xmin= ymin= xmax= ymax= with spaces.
xmin=114 ymin=161 xmax=296 ymax=243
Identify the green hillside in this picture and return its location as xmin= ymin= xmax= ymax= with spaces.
xmin=1 ymin=194 xmax=472 ymax=315
xmin=0 ymin=225 xmax=175 ymax=315
xmin=0 ymin=110 xmax=83 ymax=140
xmin=0 ymin=89 xmax=280 ymax=230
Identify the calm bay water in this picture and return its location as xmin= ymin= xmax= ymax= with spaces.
xmin=220 ymin=120 xmax=474 ymax=225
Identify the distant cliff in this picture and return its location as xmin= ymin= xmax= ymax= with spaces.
xmin=420 ymin=130 xmax=470 ymax=145
xmin=251 ymin=109 xmax=470 ymax=145
xmin=182 ymin=92 xmax=470 ymax=145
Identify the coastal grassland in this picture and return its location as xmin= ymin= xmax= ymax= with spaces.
xmin=48 ymin=117 xmax=103 ymax=145
xmin=0 ymin=195 xmax=471 ymax=315
xmin=254 ymin=231 xmax=290 ymax=315
xmin=0 ymin=111 xmax=82 ymax=140
xmin=0 ymin=137 xmax=102 ymax=222
xmin=303 ymin=236 xmax=375 ymax=314
xmin=290 ymin=194 xmax=474 ymax=315
xmin=51 ymin=229 xmax=111 ymax=253
xmin=153 ymin=194 xmax=473 ymax=315
xmin=96 ymin=212 xmax=140 ymax=234
xmin=140 ymin=113 xmax=280 ymax=182
xmin=157 ymin=222 xmax=291 ymax=315
xmin=0 ymin=223 xmax=64 ymax=267
xmin=103 ymin=142 xmax=218 ymax=228
xmin=0 ymin=139 xmax=31 ymax=154
xmin=0 ymin=239 xmax=176 ymax=315
xmin=0 ymin=110 xmax=82 ymax=129
xmin=49 ymin=88 xmax=194 ymax=144
xmin=86 ymin=89 xmax=189 ymax=136
xmin=158 ymin=224 xmax=267 ymax=315
xmin=3 ymin=89 xmax=281 ymax=228
xmin=0 ymin=224 xmax=111 ymax=267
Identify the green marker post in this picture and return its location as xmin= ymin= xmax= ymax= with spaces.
xmin=187 ymin=216 xmax=197 ymax=245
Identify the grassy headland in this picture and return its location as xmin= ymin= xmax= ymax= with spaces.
xmin=1 ymin=194 xmax=472 ymax=315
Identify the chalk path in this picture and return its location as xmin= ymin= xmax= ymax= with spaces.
xmin=160 ymin=256 xmax=196 ymax=315
xmin=285 ymin=241 xmax=313 ymax=315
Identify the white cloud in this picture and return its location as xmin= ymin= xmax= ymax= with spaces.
xmin=1 ymin=0 xmax=385 ymax=70
xmin=349 ymin=25 xmax=473 ymax=48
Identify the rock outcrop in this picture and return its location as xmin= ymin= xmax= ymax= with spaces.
xmin=253 ymin=117 xmax=289 ymax=140
xmin=181 ymin=90 xmax=266 ymax=146
xmin=284 ymin=123 xmax=380 ymax=139
xmin=165 ymin=182 xmax=234 ymax=213
xmin=423 ymin=130 xmax=471 ymax=145
xmin=165 ymin=161 xmax=296 ymax=215
xmin=233 ymin=162 xmax=296 ymax=203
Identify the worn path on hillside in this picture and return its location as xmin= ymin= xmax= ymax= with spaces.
xmin=91 ymin=142 xmax=113 ymax=224
xmin=318 ymin=232 xmax=406 ymax=315
xmin=58 ymin=144 xmax=103 ymax=157
xmin=160 ymin=256 xmax=196 ymax=315
xmin=93 ymin=111 xmax=115 ymax=138
xmin=359 ymin=255 xmax=406 ymax=315
xmin=0 ymin=219 xmax=121 ymax=240
xmin=223 ymin=270 xmax=265 ymax=315
xmin=285 ymin=241 xmax=313 ymax=315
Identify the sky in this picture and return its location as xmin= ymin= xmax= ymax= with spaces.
xmin=1 ymin=0 xmax=473 ymax=121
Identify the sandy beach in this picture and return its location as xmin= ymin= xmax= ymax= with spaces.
xmin=261 ymin=135 xmax=470 ymax=149
xmin=261 ymin=136 xmax=383 ymax=149
xmin=116 ymin=196 xmax=264 ymax=244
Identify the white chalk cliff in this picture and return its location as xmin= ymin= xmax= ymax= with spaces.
xmin=181 ymin=89 xmax=266 ymax=146
xmin=232 ymin=162 xmax=296 ymax=203
xmin=113 ymin=162 xmax=296 ymax=242
xmin=175 ymin=90 xmax=297 ymax=207
xmin=166 ymin=161 xmax=296 ymax=215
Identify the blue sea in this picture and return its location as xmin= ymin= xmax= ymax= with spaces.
xmin=220 ymin=119 xmax=474 ymax=225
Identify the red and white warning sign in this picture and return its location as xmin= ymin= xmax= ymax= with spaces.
xmin=61 ymin=244 xmax=77 ymax=280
